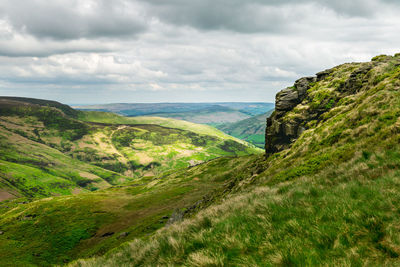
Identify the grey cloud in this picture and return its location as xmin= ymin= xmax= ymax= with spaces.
xmin=1 ymin=0 xmax=147 ymax=40
xmin=148 ymin=0 xmax=391 ymax=26
xmin=0 ymin=0 xmax=400 ymax=103
xmin=1 ymin=0 xmax=394 ymax=42
xmin=139 ymin=0 xmax=297 ymax=33
xmin=0 ymin=41 xmax=112 ymax=58
xmin=137 ymin=0 xmax=392 ymax=33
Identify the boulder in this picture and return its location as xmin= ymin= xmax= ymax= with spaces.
xmin=275 ymin=87 xmax=299 ymax=111
xmin=166 ymin=209 xmax=184 ymax=225
xmin=118 ymin=232 xmax=129 ymax=238
xmin=295 ymin=77 xmax=316 ymax=97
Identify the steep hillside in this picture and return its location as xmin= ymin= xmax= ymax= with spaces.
xmin=0 ymin=154 xmax=260 ymax=266
xmin=0 ymin=99 xmax=261 ymax=201
xmin=216 ymin=109 xmax=274 ymax=147
xmin=75 ymin=111 xmax=261 ymax=178
xmin=0 ymin=98 xmax=127 ymax=200
xmin=72 ymin=54 xmax=400 ymax=266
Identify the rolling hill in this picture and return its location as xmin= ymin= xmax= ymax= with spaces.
xmin=74 ymin=102 xmax=274 ymax=124
xmin=0 ymin=98 xmax=261 ymax=202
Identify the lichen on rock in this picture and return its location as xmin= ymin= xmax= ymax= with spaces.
xmin=265 ymin=54 xmax=400 ymax=155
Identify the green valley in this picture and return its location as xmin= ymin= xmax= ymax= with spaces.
xmin=1 ymin=0 xmax=398 ymax=266
xmin=2 ymin=54 xmax=400 ymax=266
xmin=0 ymin=97 xmax=261 ymax=202
xmin=68 ymin=54 xmax=400 ymax=266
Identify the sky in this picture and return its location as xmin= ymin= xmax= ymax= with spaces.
xmin=0 ymin=0 xmax=399 ymax=104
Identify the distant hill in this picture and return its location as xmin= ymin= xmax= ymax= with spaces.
xmin=149 ymin=105 xmax=251 ymax=124
xmin=1 ymin=96 xmax=79 ymax=117
xmin=0 ymin=98 xmax=261 ymax=201
xmin=216 ymin=102 xmax=274 ymax=116
xmin=216 ymin=109 xmax=274 ymax=148
xmin=74 ymin=102 xmax=274 ymax=124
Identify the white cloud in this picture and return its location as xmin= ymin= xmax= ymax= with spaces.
xmin=0 ymin=0 xmax=399 ymax=103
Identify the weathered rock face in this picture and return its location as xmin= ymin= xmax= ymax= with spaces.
xmin=265 ymin=58 xmax=382 ymax=155
xmin=265 ymin=76 xmax=316 ymax=154
xmin=265 ymin=57 xmax=388 ymax=154
xmin=274 ymin=77 xmax=316 ymax=113
xmin=338 ymin=64 xmax=373 ymax=94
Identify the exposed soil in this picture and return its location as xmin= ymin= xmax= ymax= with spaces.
xmin=0 ymin=190 xmax=16 ymax=202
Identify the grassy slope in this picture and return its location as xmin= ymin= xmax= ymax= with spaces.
xmin=216 ymin=109 xmax=274 ymax=148
xmin=71 ymin=54 xmax=400 ymax=266
xmin=0 ymin=102 xmax=261 ymax=201
xmin=77 ymin=111 xmax=262 ymax=177
xmin=0 ymin=155 xmax=258 ymax=266
xmin=0 ymin=101 xmax=262 ymax=265
xmin=0 ymin=103 xmax=128 ymax=200
xmin=79 ymin=111 xmax=251 ymax=142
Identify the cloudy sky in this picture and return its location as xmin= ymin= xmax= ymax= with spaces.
xmin=0 ymin=0 xmax=399 ymax=104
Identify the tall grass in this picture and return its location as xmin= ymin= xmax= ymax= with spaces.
xmin=72 ymin=54 xmax=400 ymax=266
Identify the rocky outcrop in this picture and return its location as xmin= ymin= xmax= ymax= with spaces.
xmin=265 ymin=59 xmax=380 ymax=155
xmin=338 ymin=63 xmax=373 ymax=95
xmin=265 ymin=76 xmax=316 ymax=154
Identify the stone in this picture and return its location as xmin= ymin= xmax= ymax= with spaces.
xmin=316 ymin=69 xmax=333 ymax=81
xmin=167 ymin=209 xmax=184 ymax=225
xmin=339 ymin=64 xmax=373 ymax=94
xmin=0 ymin=231 xmax=3 ymax=235
xmin=274 ymin=77 xmax=315 ymax=115
xmin=118 ymin=232 xmax=129 ymax=238
xmin=275 ymin=87 xmax=299 ymax=111
xmin=295 ymin=77 xmax=316 ymax=97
